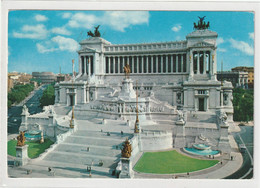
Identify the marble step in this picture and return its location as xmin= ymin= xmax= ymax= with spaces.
xmin=65 ymin=135 xmax=127 ymax=147
xmin=43 ymin=150 xmax=119 ymax=168
xmin=18 ymin=160 xmax=115 ymax=178
xmin=55 ymin=143 xmax=122 ymax=157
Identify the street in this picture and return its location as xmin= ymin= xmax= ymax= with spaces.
xmin=225 ymin=126 xmax=254 ymax=179
xmin=8 ymin=85 xmax=48 ymax=135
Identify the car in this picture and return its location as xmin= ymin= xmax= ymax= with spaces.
xmin=239 ymin=144 xmax=246 ymax=153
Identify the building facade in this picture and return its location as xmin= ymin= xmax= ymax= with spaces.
xmin=55 ymin=28 xmax=233 ymax=120
xmin=32 ymin=72 xmax=57 ymax=84
xmin=232 ymin=66 xmax=254 ymax=88
xmin=217 ymin=71 xmax=248 ymax=89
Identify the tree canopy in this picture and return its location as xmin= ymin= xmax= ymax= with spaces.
xmin=40 ymin=84 xmax=55 ymax=107
xmin=8 ymin=84 xmax=34 ymax=108
xmin=233 ymin=88 xmax=254 ymax=122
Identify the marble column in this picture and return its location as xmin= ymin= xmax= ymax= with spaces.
xmin=156 ymin=55 xmax=159 ymax=73
xmin=197 ymin=52 xmax=200 ymax=74
xmin=146 ymin=56 xmax=148 ymax=73
xmin=176 ymin=55 xmax=178 ymax=73
xmin=83 ymin=86 xmax=86 ymax=104
xmin=210 ymin=51 xmax=213 ymax=78
xmin=181 ymin=54 xmax=183 ymax=73
xmin=123 ymin=103 xmax=125 ymax=113
xmin=137 ymin=56 xmax=139 ymax=73
xmin=123 ymin=56 xmax=125 ymax=68
xmin=88 ymin=57 xmax=91 ymax=76
xmin=79 ymin=57 xmax=82 ymax=75
xmin=171 ymin=55 xmax=173 ymax=73
xmin=108 ymin=57 xmax=110 ymax=74
xmin=161 ymin=55 xmax=163 ymax=73
xmin=118 ymin=57 xmax=120 ymax=74
xmin=113 ymin=56 xmax=116 ymax=74
xmin=131 ymin=56 xmax=134 ymax=73
xmin=151 ymin=56 xmax=154 ymax=73
xmin=166 ymin=55 xmax=168 ymax=73
xmin=203 ymin=51 xmax=206 ymax=74
xmin=84 ymin=56 xmax=87 ymax=75
xmin=188 ymin=51 xmax=194 ymax=81
xmin=141 ymin=56 xmax=144 ymax=73
xmin=86 ymin=88 xmax=90 ymax=103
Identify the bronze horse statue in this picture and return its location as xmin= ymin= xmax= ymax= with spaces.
xmin=87 ymin=25 xmax=101 ymax=37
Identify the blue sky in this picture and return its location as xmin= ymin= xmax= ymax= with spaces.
xmin=8 ymin=10 xmax=254 ymax=74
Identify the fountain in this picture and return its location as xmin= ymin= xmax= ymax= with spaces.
xmin=184 ymin=143 xmax=220 ymax=156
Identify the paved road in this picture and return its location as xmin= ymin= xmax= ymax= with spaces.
xmin=8 ymin=85 xmax=48 ymax=135
xmin=225 ymin=126 xmax=254 ymax=179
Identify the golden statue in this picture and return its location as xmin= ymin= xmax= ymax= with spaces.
xmin=17 ymin=131 xmax=26 ymax=147
xmin=123 ymin=63 xmax=131 ymax=79
xmin=121 ymin=138 xmax=132 ymax=158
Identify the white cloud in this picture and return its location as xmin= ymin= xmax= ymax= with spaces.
xmin=36 ymin=35 xmax=79 ymax=53
xmin=229 ymin=38 xmax=254 ymax=56
xmin=62 ymin=12 xmax=72 ymax=19
xmin=67 ymin=11 xmax=149 ymax=32
xmin=217 ymin=48 xmax=227 ymax=52
xmin=68 ymin=13 xmax=97 ymax=29
xmin=35 ymin=14 xmax=48 ymax=22
xmin=103 ymin=11 xmax=149 ymax=32
xmin=51 ymin=27 xmax=71 ymax=35
xmin=217 ymin=37 xmax=225 ymax=45
xmin=171 ymin=24 xmax=182 ymax=32
xmin=249 ymin=32 xmax=254 ymax=40
xmin=52 ymin=36 xmax=79 ymax=52
xmin=13 ymin=24 xmax=48 ymax=39
xmin=36 ymin=43 xmax=56 ymax=53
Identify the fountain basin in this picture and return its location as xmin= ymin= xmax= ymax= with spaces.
xmin=193 ymin=144 xmax=211 ymax=150
xmin=25 ymin=130 xmax=41 ymax=141
xmin=184 ymin=147 xmax=220 ymax=156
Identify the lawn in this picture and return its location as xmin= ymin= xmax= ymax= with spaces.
xmin=134 ymin=150 xmax=219 ymax=174
xmin=8 ymin=139 xmax=54 ymax=159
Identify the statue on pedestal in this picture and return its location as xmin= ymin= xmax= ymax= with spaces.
xmin=17 ymin=131 xmax=26 ymax=147
xmin=193 ymin=16 xmax=210 ymax=30
xmin=22 ymin=105 xmax=29 ymax=115
xmin=87 ymin=25 xmax=101 ymax=37
xmin=121 ymin=138 xmax=132 ymax=158
xmin=219 ymin=111 xmax=228 ymax=126
xmin=123 ymin=63 xmax=131 ymax=79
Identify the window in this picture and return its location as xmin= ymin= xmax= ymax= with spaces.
xmin=198 ymin=90 xmax=206 ymax=94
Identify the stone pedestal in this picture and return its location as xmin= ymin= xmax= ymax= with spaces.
xmin=118 ymin=79 xmax=136 ymax=99
xmin=119 ymin=158 xmax=134 ymax=178
xmin=218 ymin=126 xmax=231 ymax=153
xmin=15 ymin=145 xmax=29 ymax=166
xmin=174 ymin=121 xmax=186 ymax=148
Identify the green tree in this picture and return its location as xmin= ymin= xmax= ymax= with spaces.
xmin=233 ymin=88 xmax=254 ymax=121
xmin=40 ymin=84 xmax=55 ymax=107
xmin=8 ymin=83 xmax=34 ymax=108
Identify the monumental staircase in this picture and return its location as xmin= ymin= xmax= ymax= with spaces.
xmin=28 ymin=123 xmax=133 ymax=178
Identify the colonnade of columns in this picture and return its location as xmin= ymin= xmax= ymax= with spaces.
xmin=105 ymin=54 xmax=187 ymax=74
xmin=192 ymin=51 xmax=212 ymax=75
xmin=80 ymin=56 xmax=94 ymax=75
